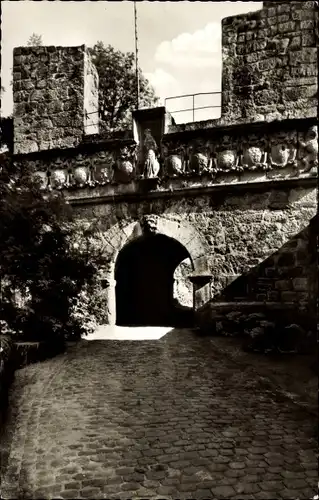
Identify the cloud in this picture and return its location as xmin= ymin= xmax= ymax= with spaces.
xmin=145 ymin=66 xmax=221 ymax=124
xmin=155 ymin=22 xmax=221 ymax=68
xmin=145 ymin=68 xmax=182 ymax=104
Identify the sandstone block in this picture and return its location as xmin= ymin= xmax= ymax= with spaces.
xmin=265 ymin=267 xmax=276 ymax=278
xmin=278 ymin=14 xmax=290 ymax=23
xmin=267 ymin=291 xmax=279 ymax=301
xmin=301 ymin=20 xmax=315 ymax=30
xmin=302 ymin=32 xmax=317 ymax=47
xmin=244 ymin=313 xmax=266 ymax=324
xmin=281 ymin=291 xmax=298 ymax=302
xmin=226 ymin=311 xmax=243 ymax=322
xmin=36 ymin=79 xmax=47 ymax=90
xmin=257 ymin=28 xmax=269 ymax=39
xmin=289 ymin=48 xmax=317 ymax=65
xmin=267 ymin=16 xmax=278 ymax=27
xmin=47 ymin=100 xmax=64 ymax=113
xmin=277 ymin=253 xmax=295 ymax=267
xmin=267 ymin=7 xmax=276 ymax=17
xmin=275 ymin=280 xmax=291 ymax=291
xmin=292 ymin=277 xmax=308 ymax=291
xmin=289 ymin=36 xmax=302 ymax=50
xmin=256 ymin=293 xmax=267 ymax=301
xmin=14 ymin=139 xmax=38 ymax=155
xmin=277 ymin=4 xmax=291 ymax=14
xmin=269 ymin=191 xmax=289 ymax=209
xmin=278 ymin=21 xmax=296 ymax=33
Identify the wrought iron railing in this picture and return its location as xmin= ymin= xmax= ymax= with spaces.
xmin=164 ymin=92 xmax=222 ymax=123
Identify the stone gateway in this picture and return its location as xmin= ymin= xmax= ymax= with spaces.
xmin=10 ymin=0 xmax=318 ymax=340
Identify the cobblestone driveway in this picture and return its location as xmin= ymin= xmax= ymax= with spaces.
xmin=0 ymin=329 xmax=317 ymax=499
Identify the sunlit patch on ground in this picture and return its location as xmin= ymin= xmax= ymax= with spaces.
xmin=83 ymin=325 xmax=174 ymax=340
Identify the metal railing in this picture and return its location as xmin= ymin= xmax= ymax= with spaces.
xmin=165 ymin=92 xmax=222 ymax=123
xmin=84 ymin=92 xmax=222 ymax=128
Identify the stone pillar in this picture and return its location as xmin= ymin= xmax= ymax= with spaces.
xmin=188 ymin=274 xmax=212 ymax=317
xmin=105 ymin=263 xmax=116 ymax=325
xmin=105 ymin=278 xmax=116 ymax=325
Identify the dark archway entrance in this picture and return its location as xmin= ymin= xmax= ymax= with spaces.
xmin=115 ymin=234 xmax=194 ymax=326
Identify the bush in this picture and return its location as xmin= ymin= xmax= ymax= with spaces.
xmin=0 ymin=153 xmax=104 ymax=343
xmin=0 ymin=330 xmax=14 ymax=425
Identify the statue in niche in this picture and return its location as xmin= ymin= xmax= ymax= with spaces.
xmin=298 ymin=125 xmax=318 ymax=173
xmin=143 ymin=129 xmax=160 ymax=179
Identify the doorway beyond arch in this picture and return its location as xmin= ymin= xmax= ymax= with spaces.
xmin=115 ymin=234 xmax=194 ymax=327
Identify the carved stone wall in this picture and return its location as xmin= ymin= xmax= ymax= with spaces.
xmin=221 ymin=1 xmax=318 ymax=123
xmin=72 ymin=181 xmax=317 ymax=324
xmin=15 ymin=139 xmax=138 ymax=191
xmin=9 ymin=11 xmax=318 ymax=331
xmin=161 ymin=118 xmax=318 ymax=181
xmin=13 ymin=45 xmax=97 ymax=154
xmin=21 ymin=118 xmax=317 ymax=194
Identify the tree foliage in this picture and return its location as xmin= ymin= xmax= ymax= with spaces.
xmin=89 ymin=42 xmax=159 ymax=132
xmin=0 ymin=117 xmax=13 ymax=152
xmin=27 ymin=33 xmax=43 ymax=46
xmin=0 ymin=154 xmax=104 ymax=342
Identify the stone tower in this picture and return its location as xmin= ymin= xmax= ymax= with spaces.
xmin=12 ymin=45 xmax=99 ymax=155
xmin=221 ymin=0 xmax=318 ymax=123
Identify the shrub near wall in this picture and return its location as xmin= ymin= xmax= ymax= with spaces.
xmin=0 ymin=331 xmax=14 ymax=430
xmin=0 ymin=153 xmax=104 ymax=350
xmin=212 ymin=307 xmax=315 ymax=354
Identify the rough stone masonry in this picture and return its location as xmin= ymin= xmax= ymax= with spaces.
xmin=13 ymin=45 xmax=98 ymax=155
xmin=222 ymin=0 xmax=318 ymax=123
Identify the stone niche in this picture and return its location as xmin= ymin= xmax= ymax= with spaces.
xmin=12 ymin=45 xmax=99 ymax=155
xmin=132 ymin=107 xmax=174 ymax=177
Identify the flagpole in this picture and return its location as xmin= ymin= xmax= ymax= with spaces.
xmin=134 ymin=0 xmax=140 ymax=110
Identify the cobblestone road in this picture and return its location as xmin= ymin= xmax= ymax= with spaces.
xmin=0 ymin=329 xmax=317 ymax=499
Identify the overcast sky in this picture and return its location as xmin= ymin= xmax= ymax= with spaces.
xmin=1 ymin=1 xmax=262 ymax=122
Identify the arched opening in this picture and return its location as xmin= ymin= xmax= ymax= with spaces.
xmin=115 ymin=234 xmax=194 ymax=327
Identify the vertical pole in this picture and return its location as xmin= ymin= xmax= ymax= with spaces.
xmin=193 ymin=94 xmax=195 ymax=122
xmin=134 ymin=1 xmax=140 ymax=110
